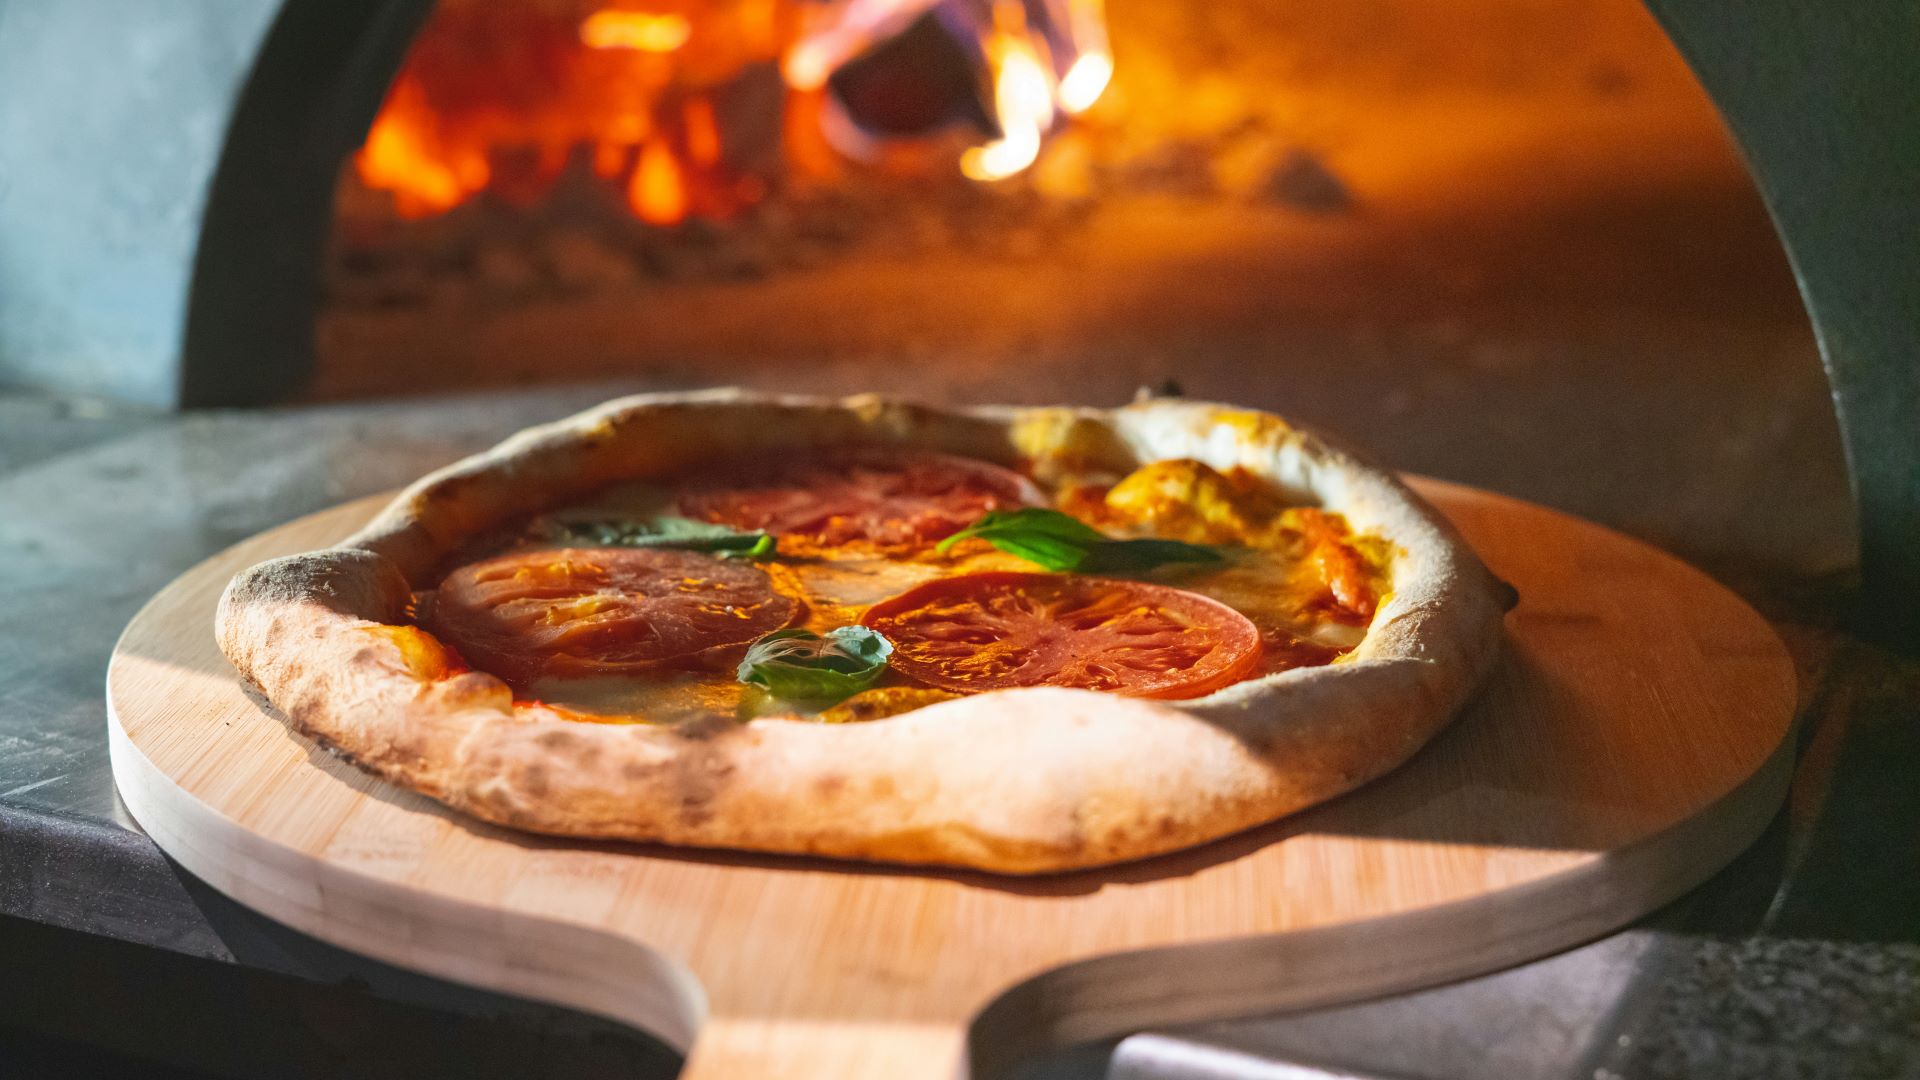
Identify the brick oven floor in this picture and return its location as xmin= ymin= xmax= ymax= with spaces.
xmin=0 ymin=378 xmax=1911 ymax=1079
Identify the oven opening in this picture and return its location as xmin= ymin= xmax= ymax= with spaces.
xmin=314 ymin=0 xmax=1788 ymax=406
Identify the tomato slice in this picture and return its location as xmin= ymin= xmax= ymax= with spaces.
xmin=676 ymin=448 xmax=1039 ymax=553
xmin=862 ymin=572 xmax=1263 ymax=700
xmin=426 ymin=548 xmax=795 ymax=686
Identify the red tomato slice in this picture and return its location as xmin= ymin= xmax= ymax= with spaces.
xmin=862 ymin=572 xmax=1263 ymax=700
xmin=676 ymin=448 xmax=1040 ymax=552
xmin=426 ymin=547 xmax=795 ymax=685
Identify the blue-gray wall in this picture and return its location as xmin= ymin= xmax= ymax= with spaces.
xmin=0 ymin=1 xmax=282 ymax=406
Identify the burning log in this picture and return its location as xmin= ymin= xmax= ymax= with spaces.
xmin=349 ymin=0 xmax=1114 ymax=227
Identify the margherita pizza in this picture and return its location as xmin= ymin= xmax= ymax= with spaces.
xmin=216 ymin=391 xmax=1512 ymax=873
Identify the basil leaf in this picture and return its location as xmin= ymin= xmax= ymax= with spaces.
xmin=1078 ymin=539 xmax=1223 ymax=573
xmin=938 ymin=508 xmax=1110 ymax=552
xmin=936 ymin=507 xmax=1221 ymax=573
xmin=543 ymin=516 xmax=775 ymax=559
xmin=736 ymin=627 xmax=893 ymax=703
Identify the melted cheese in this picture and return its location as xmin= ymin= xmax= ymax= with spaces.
xmin=367 ymin=624 xmax=457 ymax=681
xmin=1102 ymin=458 xmax=1285 ymax=544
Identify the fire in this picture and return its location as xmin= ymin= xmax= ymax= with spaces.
xmin=354 ymin=75 xmax=489 ymax=218
xmin=966 ymin=0 xmax=1114 ymax=177
xmin=684 ymin=97 xmax=722 ymax=166
xmin=630 ymin=139 xmax=689 ymax=223
xmin=961 ymin=6 xmax=1056 ymax=183
xmin=782 ymin=0 xmax=935 ymax=91
xmin=1057 ymin=0 xmax=1112 ymax=115
xmin=1058 ymin=51 xmax=1113 ymax=115
xmin=351 ymin=0 xmax=1115 ymax=222
xmin=580 ymin=10 xmax=693 ymax=52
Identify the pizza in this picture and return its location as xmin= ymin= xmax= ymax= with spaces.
xmin=216 ymin=391 xmax=1512 ymax=873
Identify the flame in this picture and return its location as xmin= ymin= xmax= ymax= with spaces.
xmin=593 ymin=139 xmax=631 ymax=178
xmin=961 ymin=8 xmax=1056 ymax=183
xmin=630 ymin=139 xmax=689 ymax=223
xmin=1057 ymin=51 xmax=1112 ymax=115
xmin=355 ymin=75 xmax=489 ymax=218
xmin=684 ymin=97 xmax=723 ymax=166
xmin=1057 ymin=0 xmax=1111 ymax=114
xmin=580 ymin=10 xmax=693 ymax=52
xmin=783 ymin=0 xmax=937 ymax=91
xmin=351 ymin=0 xmax=1114 ymax=221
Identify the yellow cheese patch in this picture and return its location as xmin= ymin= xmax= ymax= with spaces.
xmin=368 ymin=624 xmax=456 ymax=681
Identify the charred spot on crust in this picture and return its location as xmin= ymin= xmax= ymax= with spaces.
xmin=672 ymin=746 xmax=737 ymax=826
xmin=674 ymin=715 xmax=736 ymax=742
xmin=519 ymin=764 xmax=550 ymax=798
xmin=535 ymin=728 xmax=581 ymax=752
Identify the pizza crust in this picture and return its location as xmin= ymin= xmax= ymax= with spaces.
xmin=216 ymin=390 xmax=1512 ymax=873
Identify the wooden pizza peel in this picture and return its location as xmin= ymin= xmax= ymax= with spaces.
xmin=106 ymin=479 xmax=1797 ymax=1078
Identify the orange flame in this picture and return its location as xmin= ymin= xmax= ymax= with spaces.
xmin=1056 ymin=0 xmax=1112 ymax=114
xmin=629 ymin=139 xmax=689 ymax=223
xmin=961 ymin=6 xmax=1056 ymax=182
xmin=1057 ymin=51 xmax=1112 ymax=115
xmin=783 ymin=0 xmax=935 ymax=91
xmin=351 ymin=0 xmax=1113 ymax=222
xmin=580 ymin=9 xmax=694 ymax=52
xmin=354 ymin=75 xmax=489 ymax=218
xmin=684 ymin=97 xmax=723 ymax=166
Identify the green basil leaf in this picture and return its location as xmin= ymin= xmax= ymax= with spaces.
xmin=542 ymin=516 xmax=776 ymax=559
xmin=936 ymin=508 xmax=1107 ymax=554
xmin=984 ymin=532 xmax=1102 ymax=572
xmin=736 ymin=627 xmax=893 ymax=703
xmin=1077 ymin=538 xmax=1224 ymax=572
xmin=937 ymin=507 xmax=1221 ymax=573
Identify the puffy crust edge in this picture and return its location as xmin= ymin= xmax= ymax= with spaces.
xmin=216 ymin=390 xmax=1512 ymax=873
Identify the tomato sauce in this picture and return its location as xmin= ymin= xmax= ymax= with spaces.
xmin=397 ymin=450 xmax=1388 ymax=723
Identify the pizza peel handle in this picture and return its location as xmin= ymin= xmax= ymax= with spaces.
xmin=106 ymin=482 xmax=1797 ymax=1079
xmin=677 ymin=1019 xmax=967 ymax=1079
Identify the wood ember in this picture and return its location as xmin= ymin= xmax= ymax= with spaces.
xmin=1264 ymin=149 xmax=1354 ymax=214
xmin=325 ymin=118 xmax=1356 ymax=309
xmin=323 ymin=0 xmax=1725 ymax=317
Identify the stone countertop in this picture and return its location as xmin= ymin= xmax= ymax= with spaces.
xmin=0 ymin=384 xmax=1912 ymax=1079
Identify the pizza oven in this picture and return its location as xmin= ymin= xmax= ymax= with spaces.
xmin=312 ymin=0 xmax=1787 ymax=408
xmin=3 ymin=7 xmax=1919 ymax=1078
xmin=0 ymin=0 xmax=1912 ymax=639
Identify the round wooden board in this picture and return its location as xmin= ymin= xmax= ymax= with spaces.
xmin=108 ymin=480 xmax=1796 ymax=1079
